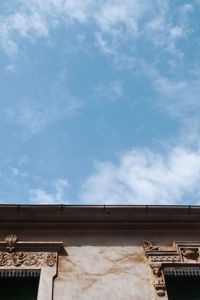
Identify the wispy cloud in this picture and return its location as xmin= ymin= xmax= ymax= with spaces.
xmin=0 ymin=0 xmax=192 ymax=57
xmin=0 ymin=157 xmax=70 ymax=204
xmin=0 ymin=0 xmax=93 ymax=55
xmin=29 ymin=179 xmax=70 ymax=204
xmin=142 ymin=62 xmax=200 ymax=123
xmin=80 ymin=147 xmax=200 ymax=204
xmin=95 ymin=0 xmax=193 ymax=59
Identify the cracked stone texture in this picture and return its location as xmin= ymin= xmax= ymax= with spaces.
xmin=54 ymin=246 xmax=154 ymax=300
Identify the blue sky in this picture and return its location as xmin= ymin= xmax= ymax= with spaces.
xmin=1 ymin=0 xmax=200 ymax=204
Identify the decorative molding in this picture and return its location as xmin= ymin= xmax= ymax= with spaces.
xmin=0 ymin=251 xmax=57 ymax=267
xmin=144 ymin=241 xmax=200 ymax=297
xmin=0 ymin=234 xmax=62 ymax=269
xmin=0 ymin=234 xmax=64 ymax=300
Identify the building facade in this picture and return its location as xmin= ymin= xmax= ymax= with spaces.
xmin=0 ymin=205 xmax=200 ymax=300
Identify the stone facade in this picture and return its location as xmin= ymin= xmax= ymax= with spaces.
xmin=0 ymin=205 xmax=200 ymax=300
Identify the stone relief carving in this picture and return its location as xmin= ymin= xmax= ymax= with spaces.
xmin=150 ymin=255 xmax=181 ymax=263
xmin=181 ymin=248 xmax=199 ymax=262
xmin=152 ymin=266 xmax=165 ymax=297
xmin=46 ymin=253 xmax=57 ymax=267
xmin=0 ymin=252 xmax=57 ymax=267
xmin=144 ymin=241 xmax=200 ymax=297
xmin=0 ymin=234 xmax=62 ymax=269
xmin=5 ymin=234 xmax=18 ymax=252
xmin=144 ymin=241 xmax=160 ymax=251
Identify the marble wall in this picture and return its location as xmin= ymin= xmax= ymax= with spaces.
xmin=54 ymin=246 xmax=154 ymax=300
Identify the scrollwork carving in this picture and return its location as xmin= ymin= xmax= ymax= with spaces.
xmin=0 ymin=252 xmax=8 ymax=266
xmin=0 ymin=252 xmax=56 ymax=267
xmin=12 ymin=252 xmax=27 ymax=267
xmin=46 ymin=253 xmax=57 ymax=267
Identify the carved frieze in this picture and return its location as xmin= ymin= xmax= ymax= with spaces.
xmin=144 ymin=241 xmax=200 ymax=297
xmin=0 ymin=234 xmax=63 ymax=271
xmin=0 ymin=252 xmax=57 ymax=267
xmin=150 ymin=255 xmax=181 ymax=263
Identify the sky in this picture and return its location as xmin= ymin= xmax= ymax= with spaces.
xmin=1 ymin=0 xmax=200 ymax=205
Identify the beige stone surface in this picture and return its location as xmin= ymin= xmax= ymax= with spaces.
xmin=54 ymin=246 xmax=154 ymax=300
xmin=2 ymin=228 xmax=200 ymax=299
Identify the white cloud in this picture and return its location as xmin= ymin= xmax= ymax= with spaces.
xmin=94 ymin=0 xmax=191 ymax=58
xmin=0 ymin=0 xmax=191 ymax=56
xmin=80 ymin=147 xmax=200 ymax=204
xmin=95 ymin=0 xmax=145 ymax=35
xmin=0 ymin=0 xmax=93 ymax=55
xmin=0 ymin=8 xmax=48 ymax=55
xmin=29 ymin=179 xmax=70 ymax=204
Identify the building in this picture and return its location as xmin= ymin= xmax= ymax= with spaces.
xmin=0 ymin=204 xmax=200 ymax=299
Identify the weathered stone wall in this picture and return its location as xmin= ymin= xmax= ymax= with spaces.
xmin=2 ymin=228 xmax=200 ymax=300
xmin=55 ymin=245 xmax=154 ymax=300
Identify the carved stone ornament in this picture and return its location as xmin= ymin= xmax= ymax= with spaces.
xmin=0 ymin=234 xmax=63 ymax=300
xmin=152 ymin=266 xmax=165 ymax=296
xmin=46 ymin=253 xmax=57 ymax=267
xmin=0 ymin=234 xmax=62 ymax=268
xmin=144 ymin=241 xmax=200 ymax=297
xmin=181 ymin=248 xmax=199 ymax=262
xmin=5 ymin=234 xmax=18 ymax=252
xmin=0 ymin=251 xmax=57 ymax=267
xmin=144 ymin=241 xmax=160 ymax=251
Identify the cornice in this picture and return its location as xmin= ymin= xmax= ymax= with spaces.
xmin=0 ymin=205 xmax=199 ymax=229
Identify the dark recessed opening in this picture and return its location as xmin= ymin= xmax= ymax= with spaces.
xmin=165 ymin=267 xmax=200 ymax=300
xmin=0 ymin=270 xmax=40 ymax=300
